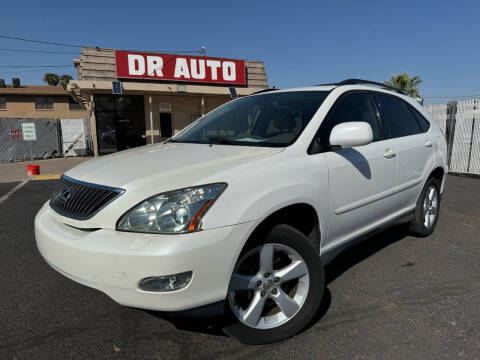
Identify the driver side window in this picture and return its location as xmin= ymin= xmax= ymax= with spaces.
xmin=318 ymin=92 xmax=382 ymax=146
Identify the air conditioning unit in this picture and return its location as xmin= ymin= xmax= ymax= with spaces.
xmin=0 ymin=79 xmax=5 ymax=88
xmin=12 ymin=78 xmax=20 ymax=88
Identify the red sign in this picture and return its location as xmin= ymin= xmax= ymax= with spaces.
xmin=115 ymin=50 xmax=246 ymax=86
xmin=9 ymin=129 xmax=22 ymax=140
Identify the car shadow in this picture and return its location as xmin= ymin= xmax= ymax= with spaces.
xmin=324 ymin=224 xmax=410 ymax=285
xmin=334 ymin=148 xmax=372 ymax=179
xmin=144 ymin=224 xmax=410 ymax=339
xmin=303 ymin=224 xmax=410 ymax=332
xmin=145 ymin=309 xmax=229 ymax=338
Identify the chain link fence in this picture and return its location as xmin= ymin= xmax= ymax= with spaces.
xmin=0 ymin=118 xmax=93 ymax=163
xmin=425 ymin=99 xmax=480 ymax=176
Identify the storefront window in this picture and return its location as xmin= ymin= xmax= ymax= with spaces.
xmin=94 ymin=95 xmax=146 ymax=155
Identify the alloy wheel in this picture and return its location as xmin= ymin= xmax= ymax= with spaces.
xmin=423 ymin=185 xmax=438 ymax=229
xmin=227 ymin=243 xmax=310 ymax=329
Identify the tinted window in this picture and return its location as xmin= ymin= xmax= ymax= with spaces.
xmin=408 ymin=105 xmax=430 ymax=132
xmin=375 ymin=94 xmax=422 ymax=138
xmin=319 ymin=92 xmax=382 ymax=145
xmin=94 ymin=95 xmax=146 ymax=155
xmin=174 ymin=91 xmax=329 ymax=147
xmin=35 ymin=97 xmax=54 ymax=110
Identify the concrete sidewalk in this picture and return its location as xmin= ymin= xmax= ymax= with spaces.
xmin=0 ymin=157 xmax=92 ymax=183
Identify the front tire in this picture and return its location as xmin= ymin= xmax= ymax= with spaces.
xmin=223 ymin=224 xmax=324 ymax=344
xmin=409 ymin=177 xmax=441 ymax=237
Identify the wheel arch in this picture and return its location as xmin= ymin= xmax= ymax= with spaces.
xmin=242 ymin=203 xmax=322 ymax=254
xmin=429 ymin=166 xmax=446 ymax=193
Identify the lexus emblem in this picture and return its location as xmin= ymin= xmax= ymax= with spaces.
xmin=59 ymin=187 xmax=72 ymax=202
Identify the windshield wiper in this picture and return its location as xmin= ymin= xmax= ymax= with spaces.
xmin=208 ymin=136 xmax=237 ymax=145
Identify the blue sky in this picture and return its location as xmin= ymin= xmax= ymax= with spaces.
xmin=1 ymin=0 xmax=479 ymax=104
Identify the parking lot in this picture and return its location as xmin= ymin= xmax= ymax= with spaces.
xmin=0 ymin=175 xmax=479 ymax=359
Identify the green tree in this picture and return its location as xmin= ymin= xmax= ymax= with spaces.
xmin=42 ymin=73 xmax=60 ymax=86
xmin=385 ymin=73 xmax=422 ymax=97
xmin=59 ymin=74 xmax=73 ymax=89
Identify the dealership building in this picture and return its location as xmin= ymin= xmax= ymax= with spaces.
xmin=69 ymin=47 xmax=269 ymax=156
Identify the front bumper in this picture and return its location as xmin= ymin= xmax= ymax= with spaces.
xmin=35 ymin=202 xmax=253 ymax=311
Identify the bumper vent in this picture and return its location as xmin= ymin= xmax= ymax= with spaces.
xmin=50 ymin=176 xmax=125 ymax=220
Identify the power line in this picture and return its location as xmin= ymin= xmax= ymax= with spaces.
xmin=0 ymin=34 xmax=204 ymax=55
xmin=0 ymin=35 xmax=83 ymax=48
xmin=424 ymin=95 xmax=480 ymax=99
xmin=0 ymin=65 xmax=72 ymax=68
xmin=0 ymin=48 xmax=78 ymax=55
xmin=0 ymin=47 xmax=200 ymax=55
xmin=0 ymin=68 xmax=74 ymax=75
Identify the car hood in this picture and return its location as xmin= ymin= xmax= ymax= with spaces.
xmin=65 ymin=142 xmax=283 ymax=190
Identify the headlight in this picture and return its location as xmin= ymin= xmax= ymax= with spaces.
xmin=116 ymin=183 xmax=227 ymax=234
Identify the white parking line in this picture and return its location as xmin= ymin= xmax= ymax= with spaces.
xmin=0 ymin=180 xmax=29 ymax=205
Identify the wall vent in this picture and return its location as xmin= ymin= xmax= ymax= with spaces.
xmin=159 ymin=103 xmax=172 ymax=112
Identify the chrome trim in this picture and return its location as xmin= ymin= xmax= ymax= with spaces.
xmin=49 ymin=175 xmax=125 ymax=220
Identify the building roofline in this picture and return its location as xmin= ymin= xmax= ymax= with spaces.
xmin=0 ymin=85 xmax=70 ymax=96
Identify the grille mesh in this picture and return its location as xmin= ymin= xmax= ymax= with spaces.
xmin=50 ymin=176 xmax=124 ymax=220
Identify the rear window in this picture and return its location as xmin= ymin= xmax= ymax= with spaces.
xmin=408 ymin=105 xmax=430 ymax=132
xmin=375 ymin=94 xmax=422 ymax=138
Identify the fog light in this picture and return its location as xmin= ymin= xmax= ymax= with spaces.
xmin=138 ymin=271 xmax=192 ymax=292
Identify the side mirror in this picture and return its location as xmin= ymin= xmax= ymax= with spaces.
xmin=329 ymin=122 xmax=373 ymax=148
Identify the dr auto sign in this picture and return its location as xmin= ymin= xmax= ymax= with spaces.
xmin=115 ymin=50 xmax=246 ymax=85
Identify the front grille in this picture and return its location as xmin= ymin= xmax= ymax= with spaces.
xmin=50 ymin=176 xmax=125 ymax=220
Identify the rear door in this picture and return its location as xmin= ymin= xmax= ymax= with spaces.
xmin=318 ymin=92 xmax=398 ymax=249
xmin=374 ymin=93 xmax=435 ymax=211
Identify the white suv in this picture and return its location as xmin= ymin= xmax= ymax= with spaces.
xmin=35 ymin=79 xmax=447 ymax=344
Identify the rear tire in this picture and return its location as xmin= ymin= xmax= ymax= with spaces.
xmin=223 ymin=224 xmax=324 ymax=344
xmin=409 ymin=177 xmax=441 ymax=237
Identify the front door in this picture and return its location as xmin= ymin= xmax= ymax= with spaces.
xmin=317 ymin=92 xmax=398 ymax=250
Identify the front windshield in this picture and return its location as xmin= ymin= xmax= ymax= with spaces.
xmin=172 ymin=91 xmax=329 ymax=147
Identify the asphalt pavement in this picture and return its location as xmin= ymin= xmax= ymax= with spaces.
xmin=0 ymin=176 xmax=479 ymax=359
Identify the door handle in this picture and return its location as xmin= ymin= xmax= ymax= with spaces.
xmin=425 ymin=140 xmax=433 ymax=149
xmin=384 ymin=149 xmax=396 ymax=159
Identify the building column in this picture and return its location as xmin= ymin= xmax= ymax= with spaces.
xmin=90 ymin=94 xmax=99 ymax=157
xmin=149 ymin=95 xmax=154 ymax=144
xmin=201 ymin=96 xmax=205 ymax=117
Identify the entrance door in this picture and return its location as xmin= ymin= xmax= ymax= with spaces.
xmin=95 ymin=95 xmax=146 ymax=155
xmin=160 ymin=112 xmax=173 ymax=139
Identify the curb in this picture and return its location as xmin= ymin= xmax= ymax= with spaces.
xmin=33 ymin=174 xmax=62 ymax=180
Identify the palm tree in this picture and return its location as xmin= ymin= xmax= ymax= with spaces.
xmin=385 ymin=73 xmax=422 ymax=97
xmin=42 ymin=73 xmax=59 ymax=86
xmin=59 ymin=74 xmax=73 ymax=89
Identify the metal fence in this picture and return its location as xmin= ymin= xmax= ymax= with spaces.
xmin=0 ymin=118 xmax=93 ymax=163
xmin=425 ymin=99 xmax=480 ymax=176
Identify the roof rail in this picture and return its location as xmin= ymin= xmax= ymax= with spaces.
xmin=318 ymin=78 xmax=406 ymax=95
xmin=250 ymin=87 xmax=279 ymax=95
